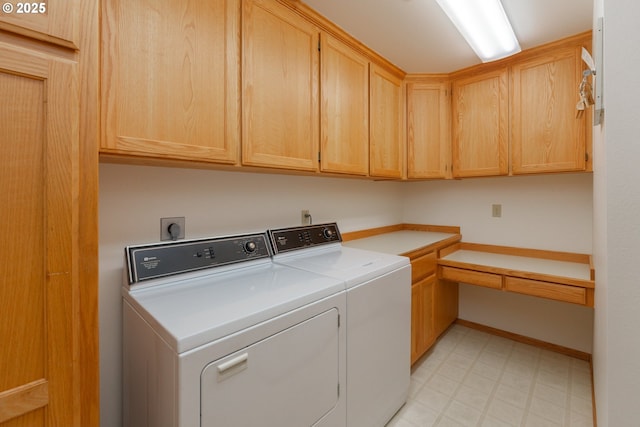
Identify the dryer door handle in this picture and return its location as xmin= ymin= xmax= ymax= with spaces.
xmin=217 ymin=352 xmax=249 ymax=374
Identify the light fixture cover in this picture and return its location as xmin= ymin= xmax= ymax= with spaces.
xmin=436 ymin=0 xmax=521 ymax=62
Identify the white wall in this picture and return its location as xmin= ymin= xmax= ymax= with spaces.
xmin=402 ymin=174 xmax=594 ymax=352
xmin=100 ymin=165 xmax=596 ymax=426
xmin=593 ymin=0 xmax=640 ymax=425
xmin=98 ymin=163 xmax=404 ymax=427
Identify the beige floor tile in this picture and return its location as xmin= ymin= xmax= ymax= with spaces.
xmin=500 ymin=370 xmax=534 ymax=394
xmin=414 ymin=387 xmax=452 ymax=413
xmin=426 ymin=373 xmax=461 ymax=397
xmin=477 ymin=350 xmax=508 ymax=370
xmin=387 ymin=326 xmax=594 ymax=427
xmin=397 ymin=400 xmax=439 ymax=427
xmin=529 ymin=396 xmax=567 ymax=424
xmin=494 ymin=383 xmax=530 ymax=409
xmin=486 ymin=398 xmax=525 ymax=425
xmin=435 ymin=416 xmax=465 ymax=427
xmin=569 ymin=395 xmax=593 ymax=417
xmin=471 ymin=360 xmax=503 ymax=381
xmin=480 ymin=415 xmax=515 ymax=427
xmin=533 ymin=381 xmax=568 ymax=406
xmin=454 ymin=384 xmax=491 ymax=412
xmin=443 ymin=400 xmax=482 ymax=426
xmin=438 ymin=360 xmax=470 ymax=383
xmin=536 ymin=368 xmax=570 ymax=392
xmin=524 ymin=412 xmax=562 ymax=426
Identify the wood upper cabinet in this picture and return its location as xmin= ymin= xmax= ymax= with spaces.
xmin=0 ymin=0 xmax=79 ymax=48
xmin=0 ymin=43 xmax=79 ymax=426
xmin=406 ymin=79 xmax=452 ymax=179
xmin=101 ymin=0 xmax=240 ymax=164
xmin=242 ymin=0 xmax=319 ymax=171
xmin=452 ymin=68 xmax=509 ymax=178
xmin=370 ymin=63 xmax=403 ymax=178
xmin=511 ymin=46 xmax=587 ymax=174
xmin=320 ymin=33 xmax=369 ymax=176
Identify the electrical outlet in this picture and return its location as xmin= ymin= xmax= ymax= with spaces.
xmin=160 ymin=217 xmax=185 ymax=241
xmin=492 ymin=204 xmax=502 ymax=218
xmin=301 ymin=210 xmax=311 ymax=225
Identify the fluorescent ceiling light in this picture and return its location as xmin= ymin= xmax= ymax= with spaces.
xmin=435 ymin=0 xmax=521 ymax=62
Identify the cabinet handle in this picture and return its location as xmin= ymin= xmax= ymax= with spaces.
xmin=217 ymin=353 xmax=248 ymax=374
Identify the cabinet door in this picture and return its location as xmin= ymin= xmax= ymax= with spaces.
xmin=370 ymin=63 xmax=403 ymax=178
xmin=511 ymin=47 xmax=587 ymax=174
xmin=242 ymin=0 xmax=319 ymax=171
xmin=320 ymin=33 xmax=369 ymax=175
xmin=101 ymin=0 xmax=240 ymax=164
xmin=411 ymin=275 xmax=435 ymax=365
xmin=452 ymin=69 xmax=509 ymax=177
xmin=0 ymin=0 xmax=79 ymax=48
xmin=434 ymin=279 xmax=458 ymax=337
xmin=407 ymin=81 xmax=452 ymax=179
xmin=0 ymin=44 xmax=78 ymax=426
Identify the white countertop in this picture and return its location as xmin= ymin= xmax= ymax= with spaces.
xmin=441 ymin=250 xmax=592 ymax=281
xmin=343 ymin=230 xmax=458 ymax=256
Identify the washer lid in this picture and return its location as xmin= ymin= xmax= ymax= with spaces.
xmin=273 ymin=246 xmax=409 ymax=287
xmin=123 ymin=263 xmax=345 ymax=353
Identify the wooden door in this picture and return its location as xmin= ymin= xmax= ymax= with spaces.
xmin=242 ymin=0 xmax=319 ymax=171
xmin=0 ymin=0 xmax=79 ymax=48
xmin=320 ymin=33 xmax=369 ymax=176
xmin=452 ymin=68 xmax=509 ymax=177
xmin=370 ymin=63 xmax=403 ymax=178
xmin=406 ymin=80 xmax=452 ymax=179
xmin=511 ymin=46 xmax=587 ymax=174
xmin=0 ymin=44 xmax=77 ymax=426
xmin=101 ymin=0 xmax=240 ymax=164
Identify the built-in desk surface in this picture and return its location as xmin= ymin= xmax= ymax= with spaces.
xmin=438 ymin=243 xmax=595 ymax=306
xmin=441 ymin=249 xmax=592 ymax=282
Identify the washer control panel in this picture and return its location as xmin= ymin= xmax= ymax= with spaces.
xmin=269 ymin=223 xmax=342 ymax=254
xmin=126 ymin=233 xmax=271 ymax=283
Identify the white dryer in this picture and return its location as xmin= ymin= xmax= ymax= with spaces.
xmin=122 ymin=232 xmax=346 ymax=427
xmin=269 ymin=223 xmax=411 ymax=427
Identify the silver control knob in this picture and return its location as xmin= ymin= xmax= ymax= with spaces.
xmin=244 ymin=241 xmax=257 ymax=253
xmin=323 ymin=228 xmax=335 ymax=239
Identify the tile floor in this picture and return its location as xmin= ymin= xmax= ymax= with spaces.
xmin=387 ymin=324 xmax=594 ymax=427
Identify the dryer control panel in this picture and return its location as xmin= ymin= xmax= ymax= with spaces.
xmin=269 ymin=223 xmax=342 ymax=254
xmin=126 ymin=233 xmax=271 ymax=283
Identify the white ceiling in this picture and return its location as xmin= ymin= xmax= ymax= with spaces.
xmin=303 ymin=0 xmax=594 ymax=73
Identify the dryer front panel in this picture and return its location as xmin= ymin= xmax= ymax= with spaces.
xmin=201 ymin=308 xmax=341 ymax=427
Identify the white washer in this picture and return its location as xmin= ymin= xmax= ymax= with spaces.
xmin=269 ymin=224 xmax=411 ymax=427
xmin=122 ymin=232 xmax=346 ymax=427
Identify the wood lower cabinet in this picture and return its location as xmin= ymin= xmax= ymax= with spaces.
xmin=452 ymin=68 xmax=509 ymax=178
xmin=370 ymin=63 xmax=403 ymax=178
xmin=406 ymin=79 xmax=452 ymax=179
xmin=101 ymin=0 xmax=240 ymax=164
xmin=511 ymin=45 xmax=588 ymax=174
xmin=411 ymin=275 xmax=436 ymax=364
xmin=320 ymin=33 xmax=369 ymax=175
xmin=408 ymin=247 xmax=458 ymax=364
xmin=434 ymin=279 xmax=459 ymax=337
xmin=242 ymin=0 xmax=319 ymax=171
